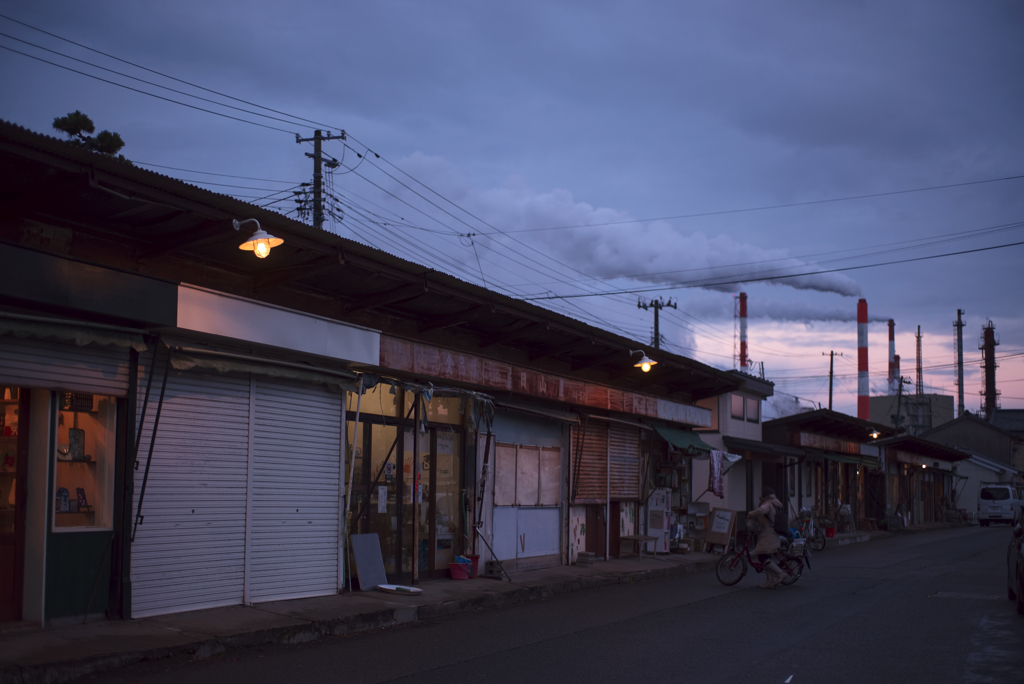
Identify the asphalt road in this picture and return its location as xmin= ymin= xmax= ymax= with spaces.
xmin=89 ymin=526 xmax=1024 ymax=684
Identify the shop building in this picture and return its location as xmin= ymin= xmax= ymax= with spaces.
xmin=875 ymin=435 xmax=970 ymax=526
xmin=923 ymin=413 xmax=1024 ymax=473
xmin=761 ymin=410 xmax=893 ymax=530
xmin=0 ymin=120 xmax=740 ymax=623
xmin=692 ymin=372 xmax=774 ymax=514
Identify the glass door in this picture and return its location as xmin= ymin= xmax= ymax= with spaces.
xmin=428 ymin=429 xmax=462 ymax=577
xmin=347 ymin=419 xmax=415 ymax=584
xmin=347 ymin=418 xmax=465 ymax=582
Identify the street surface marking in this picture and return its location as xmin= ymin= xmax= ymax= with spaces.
xmin=784 ymin=676 xmax=793 ymax=683
xmin=929 ymin=591 xmax=1003 ymax=601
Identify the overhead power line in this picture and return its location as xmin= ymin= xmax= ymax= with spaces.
xmin=131 ymin=162 xmax=299 ymax=184
xmin=0 ymin=13 xmax=337 ymax=131
xmin=0 ymin=44 xmax=298 ymax=134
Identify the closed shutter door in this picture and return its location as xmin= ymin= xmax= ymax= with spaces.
xmin=248 ymin=379 xmax=340 ymax=603
xmin=572 ymin=420 xmax=608 ymax=504
xmin=0 ymin=337 xmax=129 ymax=396
xmin=608 ymin=424 xmax=640 ymax=500
xmin=131 ymin=370 xmax=250 ymax=618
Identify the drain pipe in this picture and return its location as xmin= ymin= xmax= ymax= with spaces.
xmin=606 ymin=445 xmax=610 ymax=561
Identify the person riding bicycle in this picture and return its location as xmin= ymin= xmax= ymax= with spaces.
xmin=746 ymin=487 xmax=786 ymax=589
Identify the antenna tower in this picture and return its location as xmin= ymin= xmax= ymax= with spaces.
xmin=980 ymin=320 xmax=1000 ymax=420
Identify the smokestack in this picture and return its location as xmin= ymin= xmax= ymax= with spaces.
xmin=888 ymin=319 xmax=896 ymax=395
xmin=739 ymin=292 xmax=748 ymax=370
xmin=980 ymin=320 xmax=999 ymax=420
xmin=858 ymin=299 xmax=869 ymax=419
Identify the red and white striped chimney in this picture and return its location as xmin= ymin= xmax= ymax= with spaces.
xmin=888 ymin=319 xmax=897 ymax=395
xmin=739 ymin=292 xmax=748 ymax=370
xmin=858 ymin=299 xmax=869 ymax=419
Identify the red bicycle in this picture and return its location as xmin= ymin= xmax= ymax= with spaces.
xmin=715 ymin=532 xmax=808 ymax=586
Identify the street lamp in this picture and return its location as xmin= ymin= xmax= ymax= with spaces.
xmin=629 ymin=349 xmax=657 ymax=373
xmin=233 ymin=219 xmax=283 ymax=259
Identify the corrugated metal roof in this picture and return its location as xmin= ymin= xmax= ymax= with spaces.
xmin=0 ymin=119 xmax=745 ymax=401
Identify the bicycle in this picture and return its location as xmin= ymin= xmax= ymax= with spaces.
xmin=715 ymin=532 xmax=807 ymax=587
xmin=797 ymin=508 xmax=827 ymax=552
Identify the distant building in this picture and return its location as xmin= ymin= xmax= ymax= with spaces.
xmin=923 ymin=412 xmax=1024 ymax=473
xmin=990 ymin=409 xmax=1024 ymax=440
xmin=869 ymin=393 xmax=954 ymax=436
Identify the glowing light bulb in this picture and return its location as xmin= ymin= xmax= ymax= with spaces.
xmin=641 ymin=362 xmax=651 ymax=372
xmin=234 ymin=221 xmax=283 ymax=258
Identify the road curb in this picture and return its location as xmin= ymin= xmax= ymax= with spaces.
xmin=0 ymin=557 xmax=721 ymax=684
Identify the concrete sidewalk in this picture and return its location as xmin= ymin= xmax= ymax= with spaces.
xmin=0 ymin=552 xmax=719 ymax=684
xmin=0 ymin=521 xmax=968 ymax=684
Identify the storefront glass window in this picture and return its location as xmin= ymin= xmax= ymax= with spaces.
xmin=346 ymin=383 xmax=399 ymax=417
xmin=404 ymin=393 xmax=463 ymax=424
xmin=53 ymin=393 xmax=115 ymax=530
xmin=0 ymin=387 xmax=19 ymax=534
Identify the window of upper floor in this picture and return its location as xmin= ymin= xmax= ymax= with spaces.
xmin=729 ymin=393 xmax=761 ymax=424
xmin=730 ymin=394 xmax=744 ymax=420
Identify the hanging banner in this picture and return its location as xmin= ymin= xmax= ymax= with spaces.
xmin=709 ymin=450 xmax=725 ymax=498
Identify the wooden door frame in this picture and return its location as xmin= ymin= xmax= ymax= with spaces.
xmin=1 ymin=389 xmax=30 ymax=622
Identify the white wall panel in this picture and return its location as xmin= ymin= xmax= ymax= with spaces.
xmin=492 ymin=506 xmax=518 ymax=561
xmin=517 ymin=508 xmax=560 ymax=557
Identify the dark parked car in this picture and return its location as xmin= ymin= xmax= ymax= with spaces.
xmin=1009 ymin=524 xmax=1024 ymax=615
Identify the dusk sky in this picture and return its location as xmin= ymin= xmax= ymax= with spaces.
xmin=2 ymin=1 xmax=1022 ymax=417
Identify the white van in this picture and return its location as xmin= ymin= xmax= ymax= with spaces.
xmin=978 ymin=483 xmax=1023 ymax=526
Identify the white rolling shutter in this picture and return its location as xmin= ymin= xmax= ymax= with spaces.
xmin=248 ymin=379 xmax=341 ymax=603
xmin=0 ymin=336 xmax=130 ymax=396
xmin=130 ymin=370 xmax=250 ymax=618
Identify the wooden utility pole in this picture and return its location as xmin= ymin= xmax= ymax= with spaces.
xmin=823 ymin=351 xmax=843 ymax=410
xmin=295 ymin=129 xmax=345 ymax=229
xmin=638 ymin=297 xmax=677 ymax=350
xmin=954 ymin=309 xmax=965 ymax=417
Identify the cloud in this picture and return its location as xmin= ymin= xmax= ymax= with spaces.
xmin=392 ymin=154 xmax=863 ymax=297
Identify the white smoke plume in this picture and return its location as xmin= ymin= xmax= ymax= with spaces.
xmin=390 ymin=154 xmax=864 ymax=298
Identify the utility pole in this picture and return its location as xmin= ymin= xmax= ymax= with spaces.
xmin=915 ymin=325 xmax=924 ymax=395
xmin=954 ymin=309 xmax=965 ymax=418
xmin=638 ymin=297 xmax=676 ymax=350
xmin=823 ymin=351 xmax=842 ymax=410
xmin=892 ymin=376 xmax=910 ymax=434
xmin=296 ymin=129 xmax=345 ymax=230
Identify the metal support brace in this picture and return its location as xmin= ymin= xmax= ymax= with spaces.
xmin=132 ymin=345 xmax=171 ymax=542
